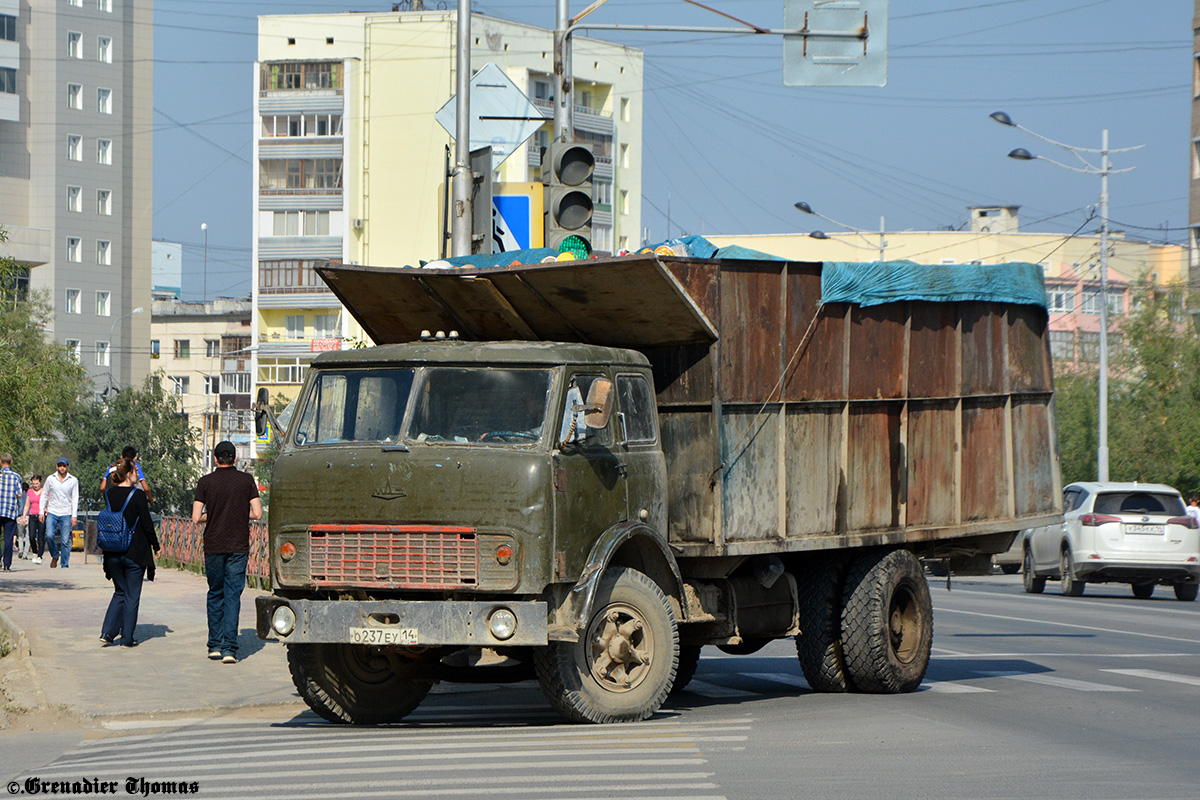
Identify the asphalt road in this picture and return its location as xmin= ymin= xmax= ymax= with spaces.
xmin=8 ymin=574 xmax=1200 ymax=800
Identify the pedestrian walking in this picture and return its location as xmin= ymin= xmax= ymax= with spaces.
xmin=41 ymin=457 xmax=79 ymax=568
xmin=100 ymin=445 xmax=154 ymax=504
xmin=99 ymin=456 xmax=160 ymax=648
xmin=192 ymin=441 xmax=262 ymax=664
xmin=1187 ymin=495 xmax=1200 ymax=525
xmin=0 ymin=454 xmax=22 ymax=572
xmin=23 ymin=475 xmax=44 ymax=564
xmin=15 ymin=480 xmax=29 ymax=560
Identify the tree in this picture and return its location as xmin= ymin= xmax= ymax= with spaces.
xmin=60 ymin=375 xmax=201 ymax=515
xmin=0 ymin=227 xmax=90 ymax=471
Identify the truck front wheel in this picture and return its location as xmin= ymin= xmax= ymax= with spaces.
xmin=840 ymin=549 xmax=933 ymax=694
xmin=287 ymin=643 xmax=433 ymax=724
xmin=535 ymin=566 xmax=679 ymax=723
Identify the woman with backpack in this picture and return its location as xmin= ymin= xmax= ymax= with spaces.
xmin=99 ymin=457 xmax=160 ymax=648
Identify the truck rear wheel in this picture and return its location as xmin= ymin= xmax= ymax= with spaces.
xmin=286 ymin=643 xmax=432 ymax=724
xmin=535 ymin=566 xmax=678 ymax=723
xmin=840 ymin=549 xmax=933 ymax=694
xmin=795 ymin=554 xmax=853 ymax=693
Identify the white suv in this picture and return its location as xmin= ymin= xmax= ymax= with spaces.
xmin=1023 ymin=482 xmax=1200 ymax=601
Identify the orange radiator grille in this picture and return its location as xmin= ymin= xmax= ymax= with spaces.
xmin=308 ymin=525 xmax=479 ymax=589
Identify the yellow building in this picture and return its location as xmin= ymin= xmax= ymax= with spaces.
xmin=708 ymin=206 xmax=1187 ymax=372
xmin=252 ymin=10 xmax=645 ymax=423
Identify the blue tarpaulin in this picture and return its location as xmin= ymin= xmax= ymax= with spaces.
xmin=820 ymin=261 xmax=1047 ymax=309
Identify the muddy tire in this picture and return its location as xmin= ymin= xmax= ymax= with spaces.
xmin=795 ymin=554 xmax=852 ymax=693
xmin=534 ymin=566 xmax=678 ymax=723
xmin=286 ymin=643 xmax=432 ymax=724
xmin=670 ymin=645 xmax=703 ymax=696
xmin=840 ymin=549 xmax=933 ymax=694
xmin=1023 ymin=548 xmax=1046 ymax=594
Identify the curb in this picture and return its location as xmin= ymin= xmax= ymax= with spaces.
xmin=0 ymin=606 xmax=31 ymax=659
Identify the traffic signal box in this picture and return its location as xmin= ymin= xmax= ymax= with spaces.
xmin=541 ymin=142 xmax=594 ymax=252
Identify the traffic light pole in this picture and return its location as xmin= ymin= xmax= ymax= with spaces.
xmin=450 ymin=0 xmax=473 ymax=257
xmin=553 ymin=0 xmax=573 ymax=144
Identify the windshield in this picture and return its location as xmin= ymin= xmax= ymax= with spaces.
xmin=293 ymin=368 xmax=414 ymax=446
xmin=407 ymin=368 xmax=552 ymax=446
xmin=1094 ymin=491 xmax=1185 ymax=516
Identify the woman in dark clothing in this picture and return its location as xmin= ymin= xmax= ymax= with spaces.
xmin=100 ymin=457 xmax=160 ymax=648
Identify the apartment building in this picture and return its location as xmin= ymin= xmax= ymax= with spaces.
xmin=252 ymin=10 xmax=644 ymax=410
xmin=151 ymin=297 xmax=253 ymax=468
xmin=709 ymin=206 xmax=1187 ymax=373
xmin=0 ymin=0 xmax=153 ymax=393
xmin=1191 ymin=0 xmax=1200 ymax=296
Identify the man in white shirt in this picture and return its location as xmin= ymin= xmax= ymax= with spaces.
xmin=40 ymin=457 xmax=78 ymax=568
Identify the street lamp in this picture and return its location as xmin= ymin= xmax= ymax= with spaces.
xmin=991 ymin=110 xmax=1143 ymax=482
xmin=200 ymin=222 xmax=208 ymax=302
xmin=106 ymin=306 xmax=144 ymax=391
xmin=794 ymin=201 xmax=888 ymax=262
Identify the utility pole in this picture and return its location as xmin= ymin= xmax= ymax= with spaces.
xmin=449 ymin=0 xmax=472 ymax=256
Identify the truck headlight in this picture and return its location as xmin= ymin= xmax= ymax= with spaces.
xmin=487 ymin=607 xmax=517 ymax=641
xmin=272 ymin=605 xmax=296 ymax=636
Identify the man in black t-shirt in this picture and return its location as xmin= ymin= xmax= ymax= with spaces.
xmin=192 ymin=441 xmax=262 ymax=664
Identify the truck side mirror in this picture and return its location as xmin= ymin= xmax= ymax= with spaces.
xmin=584 ymin=378 xmax=613 ymax=429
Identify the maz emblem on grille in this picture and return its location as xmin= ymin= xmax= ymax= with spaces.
xmin=372 ymin=475 xmax=407 ymax=501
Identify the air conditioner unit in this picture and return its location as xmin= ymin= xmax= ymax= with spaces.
xmin=352 ymin=218 xmax=364 ymax=230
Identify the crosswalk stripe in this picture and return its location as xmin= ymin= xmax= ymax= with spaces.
xmin=742 ymin=672 xmax=808 ymax=689
xmin=919 ymin=681 xmax=996 ymax=693
xmin=1101 ymin=669 xmax=1200 ymax=687
xmin=978 ymin=671 xmax=1137 ymax=692
xmin=683 ymin=680 xmax=758 ymax=698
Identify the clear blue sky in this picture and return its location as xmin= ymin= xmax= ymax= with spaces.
xmin=152 ymin=0 xmax=1190 ymax=300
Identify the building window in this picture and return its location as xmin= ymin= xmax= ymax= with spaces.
xmin=95 ymin=290 xmax=110 ymax=316
xmin=259 ymin=158 xmax=343 ymax=194
xmin=171 ymin=376 xmax=190 ymax=395
xmin=0 ymin=67 xmax=15 ymax=95
xmin=97 ymin=189 xmax=111 ymax=215
xmin=96 ymin=239 xmax=111 ymax=265
xmin=97 ymin=138 xmax=112 ymax=164
xmin=96 ymin=0 xmax=111 ymax=10
xmin=67 ymin=83 xmax=82 ymax=110
xmin=259 ymin=260 xmax=326 ymax=294
xmin=95 ymin=340 xmax=109 ymax=367
xmin=66 ymin=185 xmax=81 ymax=212
xmin=1049 ymin=331 xmax=1074 ymax=361
xmin=65 ymin=339 xmax=81 ymax=361
xmin=285 ymin=314 xmax=305 ymax=339
xmin=150 ymin=339 xmax=159 ymax=359
xmin=259 ymin=61 xmax=343 ymax=92
xmin=97 ymin=36 xmax=111 ymax=63
xmin=260 ymin=113 xmax=342 ymax=137
xmin=97 ymin=87 xmax=111 ymax=114
xmin=619 ymin=190 xmax=629 ymax=215
xmin=304 ymin=210 xmax=330 ymax=236
xmin=67 ymin=135 xmax=82 ymax=161
xmin=1081 ymin=290 xmax=1101 ymax=315
xmin=223 ymin=335 xmax=251 ymax=358
xmin=273 ymin=211 xmax=299 ymax=236
xmin=174 ymin=339 xmax=191 ymax=358
xmin=1078 ymin=332 xmax=1100 ymax=362
xmin=620 ymin=143 xmax=629 ymax=169
xmin=66 ymin=237 xmax=81 ymax=262
xmin=1047 ymin=288 xmax=1074 ymax=313
xmin=68 ymin=31 xmax=81 ymax=59
xmin=620 ymin=97 xmax=630 ymax=122
xmin=68 ymin=0 xmax=82 ymax=6
xmin=221 ymin=372 xmax=251 ymax=394
xmin=258 ymin=357 xmax=306 ymax=384
xmin=66 ymin=288 xmax=80 ymax=314
xmin=0 ymin=15 xmax=16 ymax=42
xmin=533 ymin=79 xmax=550 ymax=101
xmin=313 ymin=313 xmax=338 ymax=338
xmin=204 ymin=375 xmax=219 ymax=395
xmin=205 ymin=339 xmax=220 ymax=358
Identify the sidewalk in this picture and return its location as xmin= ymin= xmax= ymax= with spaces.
xmin=0 ymin=551 xmax=302 ymax=719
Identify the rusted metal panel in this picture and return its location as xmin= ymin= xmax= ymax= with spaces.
xmin=785 ymin=403 xmax=845 ymax=535
xmin=961 ymin=399 xmax=1008 ymax=521
xmin=660 ymin=410 xmax=718 ymax=543
xmin=646 ymin=343 xmax=714 ymax=405
xmin=1012 ymin=397 xmax=1056 ymax=516
xmin=909 ymin=302 xmax=959 ymax=398
xmin=847 ymin=403 xmax=902 ymax=530
xmin=720 ymin=406 xmax=783 ymax=541
xmin=663 ymin=260 xmax=721 ymax=325
xmin=961 ymin=302 xmax=1005 ymax=396
xmin=848 ymin=305 xmax=906 ymax=400
xmin=1006 ymin=305 xmax=1054 ymax=393
xmin=784 ymin=267 xmax=846 ymax=401
xmin=719 ymin=265 xmax=785 ymax=403
xmin=907 ymin=400 xmax=957 ymax=527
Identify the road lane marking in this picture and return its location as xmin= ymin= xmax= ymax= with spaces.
xmin=1101 ymin=669 xmax=1200 ymax=687
xmin=919 ymin=681 xmax=995 ymax=693
xmin=936 ymin=607 xmax=1200 ymax=645
xmin=978 ymin=671 xmax=1137 ymax=692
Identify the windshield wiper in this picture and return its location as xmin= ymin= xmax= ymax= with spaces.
xmin=382 ymin=444 xmax=410 ymax=452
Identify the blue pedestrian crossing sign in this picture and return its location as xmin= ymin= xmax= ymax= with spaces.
xmin=492 ymin=183 xmax=544 ymax=252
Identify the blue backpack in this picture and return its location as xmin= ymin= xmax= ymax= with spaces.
xmin=96 ymin=488 xmax=139 ymax=553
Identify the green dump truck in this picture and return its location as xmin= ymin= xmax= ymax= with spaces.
xmin=255 ymin=254 xmax=1062 ymax=724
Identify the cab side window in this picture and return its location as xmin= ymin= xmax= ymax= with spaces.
xmin=558 ymin=373 xmax=612 ymax=448
xmin=617 ymin=374 xmax=657 ymax=443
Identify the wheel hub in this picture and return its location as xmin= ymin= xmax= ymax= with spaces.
xmin=887 ymin=585 xmax=921 ymax=664
xmin=587 ymin=603 xmax=654 ymax=693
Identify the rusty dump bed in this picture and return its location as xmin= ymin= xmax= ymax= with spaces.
xmin=318 ymin=255 xmax=1062 ymax=558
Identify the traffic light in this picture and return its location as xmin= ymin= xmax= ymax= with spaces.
xmin=542 ymin=141 xmax=594 ymax=253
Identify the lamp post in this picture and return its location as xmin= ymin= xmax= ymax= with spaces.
xmin=991 ymin=111 xmax=1142 ymax=482
xmin=794 ymin=201 xmax=887 ymax=261
xmin=200 ymin=222 xmax=208 ymax=302
xmin=106 ymin=306 xmax=144 ymax=391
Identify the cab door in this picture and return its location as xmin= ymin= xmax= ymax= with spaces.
xmin=552 ymin=371 xmax=627 ymax=580
xmin=615 ymin=372 xmax=667 ymax=535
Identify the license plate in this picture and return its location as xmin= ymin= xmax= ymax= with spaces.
xmin=349 ymin=627 xmax=417 ymax=645
xmin=1124 ymin=524 xmax=1164 ymax=535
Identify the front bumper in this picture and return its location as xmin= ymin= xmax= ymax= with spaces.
xmin=256 ymin=596 xmax=549 ymax=646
